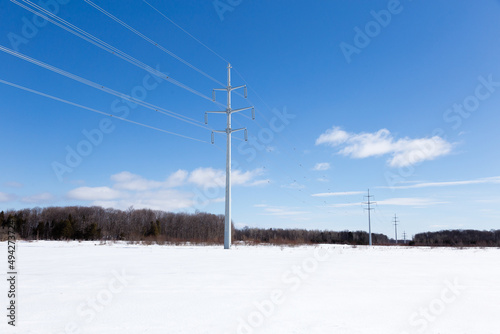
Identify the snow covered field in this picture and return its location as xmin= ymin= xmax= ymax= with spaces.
xmin=0 ymin=241 xmax=498 ymax=334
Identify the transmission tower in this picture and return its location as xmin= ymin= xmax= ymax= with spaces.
xmin=363 ymin=189 xmax=375 ymax=246
xmin=403 ymin=231 xmax=407 ymax=244
xmin=205 ymin=63 xmax=254 ymax=249
xmin=393 ymin=214 xmax=399 ymax=244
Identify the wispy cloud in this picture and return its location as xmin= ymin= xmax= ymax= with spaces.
xmin=67 ymin=187 xmax=124 ymax=201
xmin=475 ymin=198 xmax=500 ymax=204
xmin=111 ymin=171 xmax=164 ymax=191
xmin=312 ymin=191 xmax=364 ymax=197
xmin=315 ymin=126 xmax=453 ymax=167
xmin=188 ymin=167 xmax=265 ymax=188
xmin=3 ymin=181 xmax=23 ymax=188
xmin=1 ymin=191 xmax=55 ymax=204
xmin=327 ymin=202 xmax=361 ymax=208
xmin=256 ymin=204 xmax=310 ymax=218
xmin=312 ymin=162 xmax=331 ymax=171
xmin=247 ymin=179 xmax=271 ymax=186
xmin=327 ymin=197 xmax=445 ymax=208
xmin=281 ymin=182 xmax=305 ymax=189
xmin=21 ymin=192 xmax=54 ymax=204
xmin=187 ymin=167 xmax=224 ymax=188
xmin=381 ymin=176 xmax=500 ymax=190
xmin=93 ymin=189 xmax=195 ymax=211
xmin=375 ymin=197 xmax=447 ymax=206
xmin=166 ymin=170 xmax=189 ymax=187
xmin=0 ymin=192 xmax=17 ymax=202
xmin=111 ymin=170 xmax=189 ymax=191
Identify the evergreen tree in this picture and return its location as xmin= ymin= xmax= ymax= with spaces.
xmin=61 ymin=219 xmax=74 ymax=239
xmin=84 ymin=223 xmax=101 ymax=240
xmin=0 ymin=211 xmax=5 ymax=228
xmin=145 ymin=221 xmax=160 ymax=237
xmin=35 ymin=222 xmax=45 ymax=240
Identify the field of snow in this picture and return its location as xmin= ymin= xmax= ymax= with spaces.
xmin=0 ymin=241 xmax=498 ymax=334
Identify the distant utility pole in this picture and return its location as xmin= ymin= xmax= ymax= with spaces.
xmin=393 ymin=214 xmax=399 ymax=244
xmin=403 ymin=231 xmax=407 ymax=244
xmin=363 ymin=189 xmax=375 ymax=246
xmin=205 ymin=63 xmax=254 ymax=250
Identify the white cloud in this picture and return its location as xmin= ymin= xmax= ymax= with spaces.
xmin=264 ymin=208 xmax=309 ymax=216
xmin=316 ymin=126 xmax=453 ymax=167
xmin=383 ymin=176 xmax=500 ymax=190
xmin=67 ymin=187 xmax=124 ymax=201
xmin=232 ymin=169 xmax=266 ymax=186
xmin=328 ymin=197 xmax=448 ymax=208
xmin=475 ymin=198 xmax=500 ymax=204
xmin=312 ymin=191 xmax=364 ymax=197
xmin=388 ymin=137 xmax=452 ymax=167
xmin=188 ymin=167 xmax=265 ymax=188
xmin=111 ymin=170 xmax=189 ymax=191
xmin=376 ymin=197 xmax=446 ymax=207
xmin=188 ymin=167 xmax=225 ymax=188
xmin=93 ymin=189 xmax=194 ymax=211
xmin=281 ymin=182 xmax=305 ymax=189
xmin=316 ymin=127 xmax=350 ymax=146
xmin=327 ymin=197 xmax=445 ymax=208
xmin=110 ymin=171 xmax=136 ymax=183
xmin=212 ymin=197 xmax=225 ymax=203
xmin=165 ymin=170 xmax=188 ymax=187
xmin=0 ymin=192 xmax=16 ymax=202
xmin=257 ymin=204 xmax=310 ymax=217
xmin=3 ymin=181 xmax=23 ymax=188
xmin=312 ymin=162 xmax=331 ymax=171
xmin=247 ymin=179 xmax=271 ymax=186
xmin=111 ymin=171 xmax=163 ymax=191
xmin=327 ymin=203 xmax=361 ymax=208
xmin=66 ymin=167 xmax=267 ymax=211
xmin=21 ymin=192 xmax=54 ymax=204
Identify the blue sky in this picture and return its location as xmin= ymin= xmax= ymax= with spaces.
xmin=1 ymin=0 xmax=500 ymax=238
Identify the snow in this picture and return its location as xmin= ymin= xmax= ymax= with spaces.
xmin=0 ymin=241 xmax=498 ymax=333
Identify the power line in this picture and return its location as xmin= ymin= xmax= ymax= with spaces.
xmin=83 ymin=0 xmax=225 ymax=88
xmin=142 ymin=0 xmax=230 ymax=64
xmin=134 ymin=0 xmax=341 ymax=214
xmin=0 ymin=78 xmax=209 ymax=143
xmin=13 ymin=0 xmax=156 ymax=71
xmin=9 ymin=0 xmax=339 ymax=222
xmin=144 ymin=6 xmax=337 ymax=202
xmin=139 ymin=0 xmax=261 ymax=109
xmin=0 ymin=45 xmax=208 ymax=130
xmin=83 ymin=0 xmax=224 ymax=87
xmin=12 ymin=0 xmax=223 ymax=106
xmin=363 ymin=189 xmax=375 ymax=246
xmin=393 ymin=214 xmax=399 ymax=244
xmin=136 ymin=1 xmax=298 ymax=147
xmin=205 ymin=64 xmax=254 ymax=249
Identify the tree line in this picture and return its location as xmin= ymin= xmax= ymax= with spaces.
xmin=0 ymin=206 xmax=389 ymax=245
xmin=0 ymin=206 xmax=225 ymax=243
xmin=1 ymin=206 xmax=498 ymax=246
xmin=413 ymin=230 xmax=500 ymax=247
xmin=235 ymin=227 xmax=389 ymax=245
